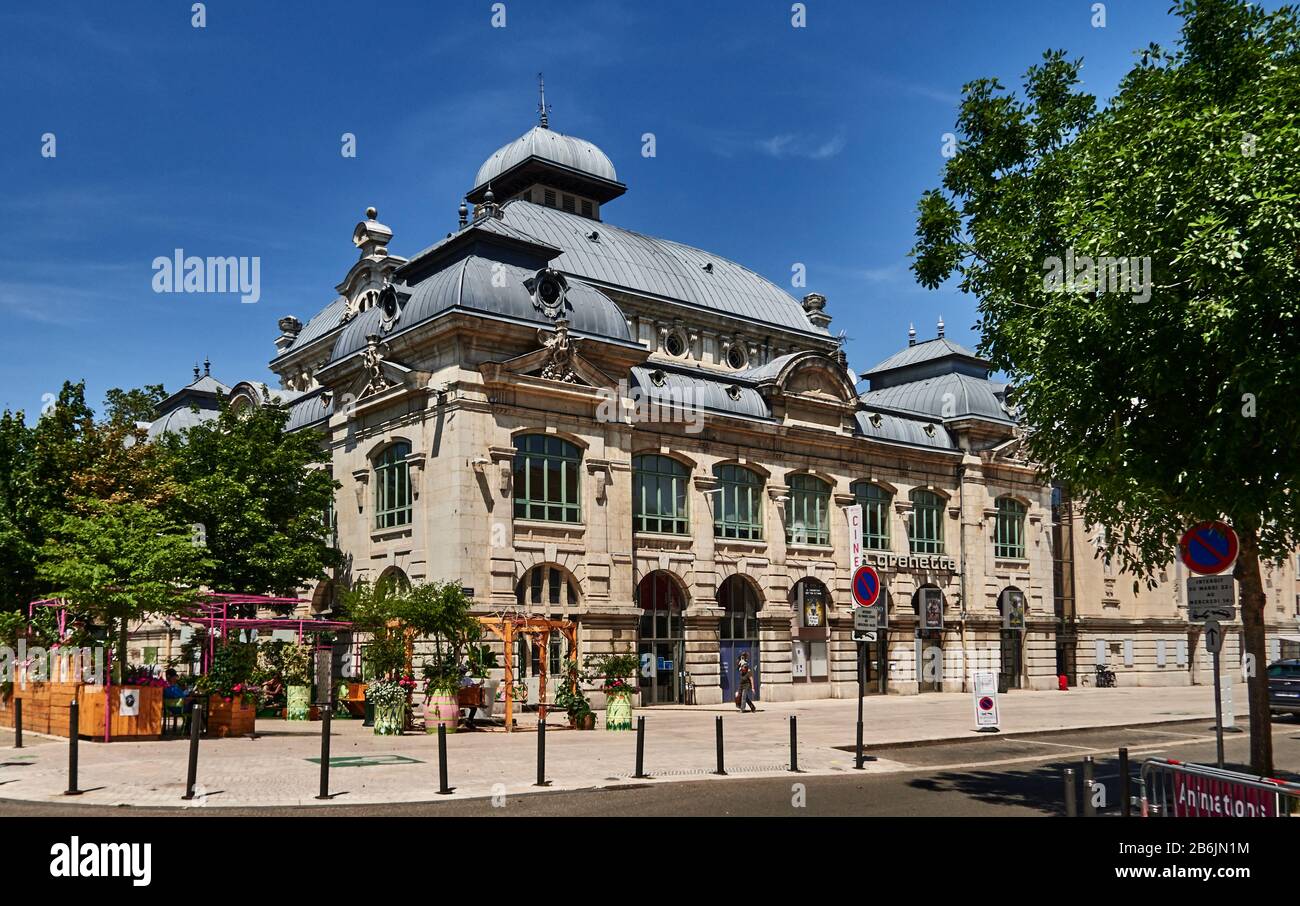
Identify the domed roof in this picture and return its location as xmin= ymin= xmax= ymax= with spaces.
xmin=328 ymin=254 xmax=633 ymax=364
xmin=474 ymin=126 xmax=618 ymax=190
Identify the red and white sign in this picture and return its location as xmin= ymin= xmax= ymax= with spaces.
xmin=851 ymin=565 xmax=882 ymax=609
xmin=1172 ymin=771 xmax=1279 ymax=817
xmin=1179 ymin=521 xmax=1239 ymax=576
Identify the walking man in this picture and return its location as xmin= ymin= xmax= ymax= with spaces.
xmin=737 ymin=651 xmax=757 ymax=713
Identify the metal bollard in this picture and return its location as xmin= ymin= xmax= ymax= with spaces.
xmin=1063 ymin=767 xmax=1078 ymax=817
xmin=633 ymin=715 xmax=647 ymax=778
xmin=789 ymin=715 xmax=800 ymax=773
xmin=535 ymin=717 xmax=550 ymax=787
xmin=13 ymin=698 xmax=21 ymax=749
xmin=1119 ymin=747 xmax=1131 ymax=818
xmin=713 ymin=715 xmax=726 ymax=776
xmin=315 ymin=699 xmax=332 ymax=800
xmin=182 ymin=700 xmax=203 ymax=800
xmin=64 ymin=700 xmax=82 ymax=796
xmin=436 ymin=723 xmax=453 ymax=794
xmin=1082 ymin=756 xmax=1097 ymax=817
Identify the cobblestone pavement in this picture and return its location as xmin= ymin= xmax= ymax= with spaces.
xmin=0 ymin=683 xmax=1250 ymax=808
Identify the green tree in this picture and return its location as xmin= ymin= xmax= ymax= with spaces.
xmin=103 ymin=384 xmax=166 ymax=426
xmin=164 ymin=403 xmax=340 ymax=597
xmin=38 ymin=500 xmax=213 ymax=682
xmin=910 ymin=0 xmax=1300 ymax=772
xmin=0 ymin=408 xmax=37 ymax=611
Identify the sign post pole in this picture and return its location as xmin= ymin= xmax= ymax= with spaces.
xmin=854 ymin=639 xmax=865 ymax=769
xmin=1205 ymin=618 xmax=1225 ymax=768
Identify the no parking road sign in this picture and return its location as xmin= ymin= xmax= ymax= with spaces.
xmin=1179 ymin=521 xmax=1239 ymax=576
xmin=852 ymin=565 xmax=882 ymax=609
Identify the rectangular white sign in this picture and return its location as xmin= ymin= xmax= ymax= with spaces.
xmin=972 ymin=670 xmax=1000 ymax=730
xmin=846 ymin=504 xmax=863 ymax=571
xmin=1188 ymin=575 xmax=1236 ymax=621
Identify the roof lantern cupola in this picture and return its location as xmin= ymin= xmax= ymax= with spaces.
xmin=937 ymin=316 xmax=945 ymax=339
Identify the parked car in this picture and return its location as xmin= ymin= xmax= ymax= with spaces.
xmin=1267 ymin=659 xmax=1300 ymax=717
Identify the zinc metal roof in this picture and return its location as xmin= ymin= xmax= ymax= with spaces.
xmin=860 ymin=371 xmax=1015 ymax=424
xmin=329 ymin=254 xmax=633 ymax=364
xmin=147 ymin=404 xmax=219 ymax=439
xmin=285 ymin=388 xmax=333 ymax=432
xmin=852 ymin=409 xmax=955 ymax=450
xmin=286 ymin=296 xmax=350 ymax=352
xmin=474 ymin=127 xmax=618 ymax=190
xmin=865 ymin=337 xmax=985 ymax=376
xmin=629 ymin=366 xmax=772 ymax=421
xmin=498 ymin=201 xmax=824 ymax=336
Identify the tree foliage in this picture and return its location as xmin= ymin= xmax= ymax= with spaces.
xmin=910 ymin=0 xmax=1300 ymax=772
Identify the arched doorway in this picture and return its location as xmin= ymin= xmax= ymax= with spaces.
xmin=790 ymin=577 xmax=831 ymax=686
xmin=997 ymin=587 xmax=1026 ymax=691
xmin=719 ymin=575 xmax=761 ymax=702
xmin=637 ymin=571 xmax=685 ymax=705
xmin=912 ymin=585 xmax=946 ymax=692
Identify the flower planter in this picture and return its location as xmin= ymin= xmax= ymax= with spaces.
xmin=285 ymin=685 xmax=311 ymax=721
xmin=207 ymin=695 xmax=256 ymax=738
xmin=372 ymin=699 xmax=406 ymax=735
xmin=605 ymin=691 xmax=633 ymax=731
xmin=424 ymin=693 xmax=458 ymax=734
xmin=570 ymin=712 xmax=596 ymax=730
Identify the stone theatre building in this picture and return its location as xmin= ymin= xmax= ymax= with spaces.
xmin=154 ymin=110 xmax=1300 ymax=703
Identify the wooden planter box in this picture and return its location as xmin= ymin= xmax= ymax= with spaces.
xmin=207 ymin=695 xmax=256 ymax=738
xmin=0 ymin=683 xmax=161 ymax=740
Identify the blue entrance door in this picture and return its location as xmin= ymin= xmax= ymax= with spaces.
xmin=719 ymin=640 xmax=759 ymax=703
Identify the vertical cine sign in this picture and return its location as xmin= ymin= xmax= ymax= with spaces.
xmin=846 ymin=504 xmax=863 ymax=571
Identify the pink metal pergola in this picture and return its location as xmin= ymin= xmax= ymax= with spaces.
xmin=23 ymin=592 xmax=353 ymax=741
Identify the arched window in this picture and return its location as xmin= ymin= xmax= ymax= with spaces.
xmin=852 ymin=481 xmax=892 ymax=550
xmin=994 ymin=497 xmax=1027 ymax=559
xmin=374 ymin=442 xmax=412 ymax=529
xmin=909 ymin=489 xmax=945 ymax=554
xmin=637 ymin=571 xmax=685 ymax=705
xmin=632 ymin=454 xmax=689 ymax=535
xmin=515 ymin=564 xmax=580 ymax=611
xmin=718 ymin=575 xmax=760 ymax=640
xmin=713 ymin=464 xmax=764 ymax=540
xmin=786 ymin=474 xmax=831 ymax=546
xmin=513 ymin=435 xmax=581 ymax=523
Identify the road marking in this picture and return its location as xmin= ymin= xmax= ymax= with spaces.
xmin=1124 ymin=727 xmax=1205 ymax=739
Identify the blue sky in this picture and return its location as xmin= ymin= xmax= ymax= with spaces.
xmin=0 ymin=0 xmax=1243 ymax=416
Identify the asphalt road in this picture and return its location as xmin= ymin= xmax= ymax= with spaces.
xmin=2 ymin=716 xmax=1296 ymax=817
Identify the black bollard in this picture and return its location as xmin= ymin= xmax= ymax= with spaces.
xmin=436 ymin=723 xmax=453 ymax=794
xmin=1118 ymin=747 xmax=1131 ymax=817
xmin=713 ymin=715 xmax=726 ymax=776
xmin=1082 ymin=755 xmax=1097 ymax=817
xmin=64 ymin=700 xmax=82 ymax=796
xmin=633 ymin=715 xmax=647 ymax=778
xmin=315 ymin=699 xmax=332 ymax=800
xmin=534 ymin=717 xmax=550 ymax=787
xmin=13 ymin=698 xmax=21 ymax=749
xmin=789 ymin=715 xmax=800 ymax=773
xmin=1063 ymin=767 xmax=1077 ymax=817
xmin=182 ymin=699 xmax=203 ymax=800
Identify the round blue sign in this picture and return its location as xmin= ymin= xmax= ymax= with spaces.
xmin=852 ymin=565 xmax=881 ymax=608
xmin=1179 ymin=521 xmax=1238 ymax=576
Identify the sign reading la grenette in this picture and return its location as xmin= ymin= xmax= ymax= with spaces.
xmin=864 ymin=552 xmax=958 ymax=572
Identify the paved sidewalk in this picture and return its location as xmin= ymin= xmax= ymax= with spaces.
xmin=0 ymin=683 xmax=1246 ymax=809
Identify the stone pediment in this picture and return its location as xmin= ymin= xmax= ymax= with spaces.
xmin=489 ymin=319 xmax=618 ymax=390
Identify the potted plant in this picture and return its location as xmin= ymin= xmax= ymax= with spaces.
xmin=553 ymin=661 xmax=594 ymax=729
xmin=421 ymin=653 xmax=460 ymax=734
xmin=586 ymin=650 xmax=639 ymax=731
xmin=275 ymin=641 xmax=314 ymax=720
xmin=366 ymin=677 xmax=410 ymax=735
xmin=196 ymin=640 xmax=258 ymax=737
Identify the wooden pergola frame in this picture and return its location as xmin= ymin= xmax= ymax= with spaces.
xmin=477 ymin=616 xmax=577 ymax=732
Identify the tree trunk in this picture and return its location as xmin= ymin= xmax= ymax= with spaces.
xmin=1233 ymin=525 xmax=1273 ymax=776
